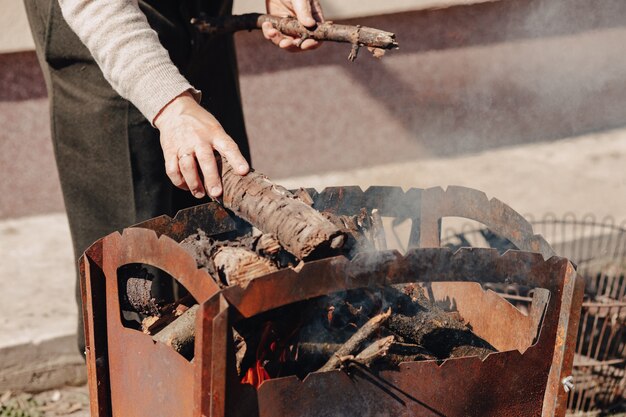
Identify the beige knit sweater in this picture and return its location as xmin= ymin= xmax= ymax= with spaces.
xmin=58 ymin=0 xmax=200 ymax=123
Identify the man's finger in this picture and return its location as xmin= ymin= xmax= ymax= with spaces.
xmin=165 ymin=157 xmax=189 ymax=191
xmin=178 ymin=154 xmax=206 ymax=198
xmin=212 ymin=136 xmax=250 ymax=175
xmin=311 ymin=0 xmax=324 ymax=23
xmin=261 ymin=21 xmax=277 ymax=40
xmin=292 ymin=0 xmax=316 ymax=27
xmin=196 ymin=148 xmax=223 ymax=198
xmin=299 ymin=38 xmax=320 ymax=51
xmin=263 ymin=22 xmax=298 ymax=50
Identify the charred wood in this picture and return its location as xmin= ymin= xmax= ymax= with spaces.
xmin=319 ymin=308 xmax=391 ymax=372
xmin=345 ymin=335 xmax=395 ymax=368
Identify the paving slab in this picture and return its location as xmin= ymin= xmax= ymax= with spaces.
xmin=0 ymin=214 xmax=85 ymax=392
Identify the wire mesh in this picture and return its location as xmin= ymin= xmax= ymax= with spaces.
xmin=439 ymin=213 xmax=626 ymax=416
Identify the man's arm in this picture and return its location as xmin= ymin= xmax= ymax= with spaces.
xmin=59 ymin=0 xmax=197 ymax=123
xmin=59 ymin=0 xmax=323 ymax=199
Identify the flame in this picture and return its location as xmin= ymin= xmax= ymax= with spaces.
xmin=241 ymin=360 xmax=271 ymax=388
xmin=241 ymin=319 xmax=303 ymax=387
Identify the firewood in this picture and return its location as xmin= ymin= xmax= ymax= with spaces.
xmin=449 ymin=345 xmax=494 ymax=360
xmin=255 ymin=234 xmax=282 ymax=256
xmin=181 ymin=230 xmax=293 ymax=287
xmin=384 ymin=352 xmax=438 ymax=366
xmin=220 ymin=161 xmax=346 ymax=260
xmin=344 ymin=335 xmax=395 ymax=368
xmin=293 ymin=188 xmax=314 ymax=206
xmin=152 ymin=304 xmax=199 ymax=358
xmin=141 ymin=316 xmax=159 ymax=334
xmin=139 ymin=295 xmax=196 ymax=334
xmin=321 ymin=210 xmax=376 ymax=256
xmin=122 ymin=276 xmax=161 ymax=316
xmin=319 ymin=308 xmax=391 ymax=372
xmin=296 ymin=342 xmax=341 ymax=362
xmin=191 ymin=14 xmax=399 ymax=61
xmin=384 ymin=285 xmax=496 ymax=358
xmin=213 ymin=246 xmax=279 ymax=287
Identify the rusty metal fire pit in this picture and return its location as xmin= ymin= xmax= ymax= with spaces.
xmin=79 ymin=186 xmax=584 ymax=417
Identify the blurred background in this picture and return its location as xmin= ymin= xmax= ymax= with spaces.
xmin=1 ymin=0 xmax=625 ymax=415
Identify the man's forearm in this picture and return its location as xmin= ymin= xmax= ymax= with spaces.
xmin=58 ymin=0 xmax=199 ymax=123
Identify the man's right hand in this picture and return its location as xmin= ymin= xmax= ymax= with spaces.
xmin=154 ymin=91 xmax=250 ymax=199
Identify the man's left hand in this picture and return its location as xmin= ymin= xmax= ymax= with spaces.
xmin=263 ymin=0 xmax=324 ymax=52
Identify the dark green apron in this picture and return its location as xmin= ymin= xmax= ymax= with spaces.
xmin=23 ymin=0 xmax=250 ymax=354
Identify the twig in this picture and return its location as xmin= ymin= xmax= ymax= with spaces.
xmin=191 ymin=13 xmax=398 ymax=61
xmin=345 ymin=335 xmax=395 ymax=367
xmin=319 ymin=308 xmax=391 ymax=372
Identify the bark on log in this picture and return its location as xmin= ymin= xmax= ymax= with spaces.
xmin=297 ymin=342 xmax=339 ymax=359
xmin=319 ymin=308 xmax=391 ymax=372
xmin=384 ymin=284 xmax=496 ymax=358
xmin=124 ymin=277 xmax=159 ymax=316
xmin=192 ymin=14 xmax=398 ymax=60
xmin=152 ymin=304 xmax=199 ymax=358
xmin=220 ymin=161 xmax=346 ymax=260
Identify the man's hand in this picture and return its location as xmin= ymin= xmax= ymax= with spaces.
xmin=263 ymin=0 xmax=324 ymax=52
xmin=154 ymin=91 xmax=250 ymax=199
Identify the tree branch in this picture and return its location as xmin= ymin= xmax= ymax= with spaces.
xmin=191 ymin=13 xmax=399 ymax=61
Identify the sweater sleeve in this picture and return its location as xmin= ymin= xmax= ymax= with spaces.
xmin=58 ymin=0 xmax=200 ymax=124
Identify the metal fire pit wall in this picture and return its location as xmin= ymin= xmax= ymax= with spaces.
xmin=79 ymin=186 xmax=584 ymax=417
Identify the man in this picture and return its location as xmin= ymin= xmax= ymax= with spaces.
xmin=23 ymin=0 xmax=324 ymax=353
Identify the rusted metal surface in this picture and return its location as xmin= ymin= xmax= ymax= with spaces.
xmin=80 ymin=186 xmax=583 ymax=417
xmin=440 ymin=213 xmax=626 ymax=414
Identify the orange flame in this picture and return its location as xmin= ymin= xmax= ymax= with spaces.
xmin=241 ymin=360 xmax=271 ymax=388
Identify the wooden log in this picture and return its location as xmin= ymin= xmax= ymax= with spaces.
xmin=220 ymin=161 xmax=346 ymax=260
xmin=192 ymin=14 xmax=399 ymax=60
xmin=384 ymin=284 xmax=496 ymax=358
xmin=141 ymin=300 xmax=193 ymax=335
xmin=296 ymin=342 xmax=341 ymax=362
xmin=213 ymin=246 xmax=279 ymax=287
xmin=124 ymin=276 xmax=159 ymax=316
xmin=319 ymin=308 xmax=391 ymax=372
xmin=152 ymin=304 xmax=199 ymax=358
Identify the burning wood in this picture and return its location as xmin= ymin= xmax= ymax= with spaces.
xmin=319 ymin=309 xmax=391 ymax=372
xmin=348 ymin=335 xmax=395 ymax=368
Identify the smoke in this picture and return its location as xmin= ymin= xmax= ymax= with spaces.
xmin=239 ymin=0 xmax=626 ymax=177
